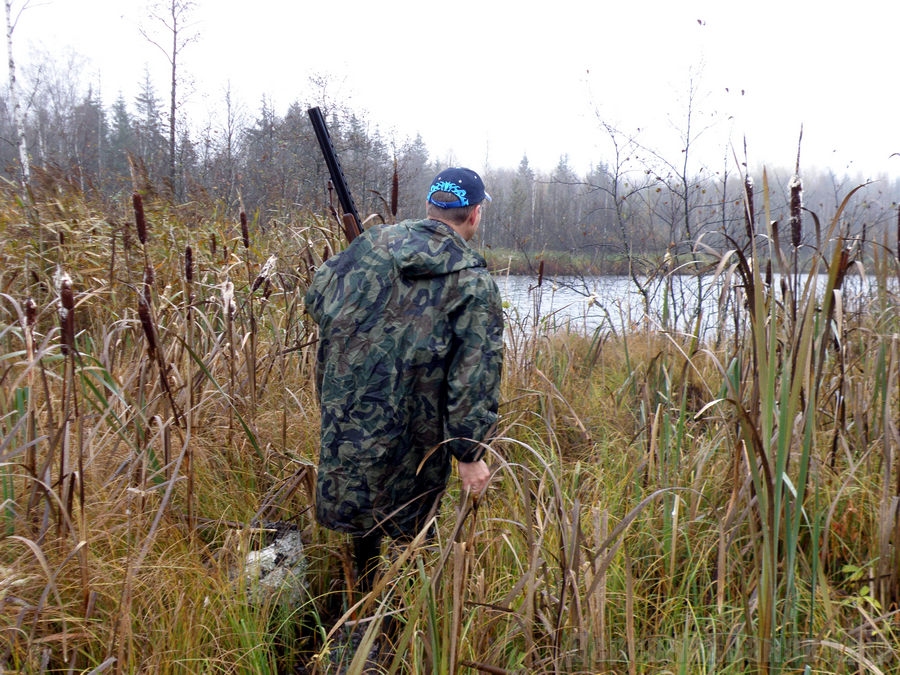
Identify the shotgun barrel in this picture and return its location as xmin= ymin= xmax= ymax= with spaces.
xmin=307 ymin=106 xmax=363 ymax=241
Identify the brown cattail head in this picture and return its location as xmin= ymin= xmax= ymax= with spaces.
xmin=788 ymin=175 xmax=802 ymax=248
xmin=251 ymin=254 xmax=277 ymax=293
xmin=23 ymin=297 xmax=36 ymax=361
xmin=210 ymin=233 xmax=217 ymax=259
xmin=185 ymin=245 xmax=194 ymax=284
xmin=138 ymin=294 xmax=157 ymax=359
xmin=221 ymin=280 xmax=235 ymax=322
xmin=240 ymin=212 xmax=249 ymax=249
xmin=391 ymin=160 xmax=399 ymax=218
xmin=23 ymin=296 xmax=35 ymax=326
xmin=55 ymin=268 xmax=75 ymax=356
xmin=744 ymin=174 xmax=755 ymax=243
xmin=133 ymin=192 xmax=147 ymax=245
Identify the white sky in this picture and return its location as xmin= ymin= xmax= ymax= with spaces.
xmin=12 ymin=0 xmax=900 ymax=180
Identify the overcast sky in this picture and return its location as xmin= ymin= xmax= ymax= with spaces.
xmin=12 ymin=0 xmax=900 ymax=180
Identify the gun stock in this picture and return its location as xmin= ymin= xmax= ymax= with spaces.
xmin=307 ymin=106 xmax=363 ymax=242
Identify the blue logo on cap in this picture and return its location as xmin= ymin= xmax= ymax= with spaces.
xmin=427 ymin=180 xmax=470 ymax=208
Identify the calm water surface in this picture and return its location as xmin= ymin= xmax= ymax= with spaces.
xmin=497 ymin=273 xmax=883 ymax=338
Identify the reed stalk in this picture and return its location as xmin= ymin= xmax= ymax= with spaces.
xmin=221 ymin=278 xmax=236 ymax=443
xmin=183 ymin=244 xmax=195 ymax=531
xmin=21 ymin=298 xmax=36 ymax=527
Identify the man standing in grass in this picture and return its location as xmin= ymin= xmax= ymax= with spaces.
xmin=304 ymin=167 xmax=504 ymax=594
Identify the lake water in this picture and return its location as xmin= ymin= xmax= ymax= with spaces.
xmin=498 ymin=273 xmax=885 ymax=339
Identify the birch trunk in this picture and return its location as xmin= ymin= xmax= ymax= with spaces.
xmin=5 ymin=0 xmax=29 ymax=186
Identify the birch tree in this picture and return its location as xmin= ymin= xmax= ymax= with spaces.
xmin=140 ymin=0 xmax=197 ymax=197
xmin=4 ymin=0 xmax=29 ymax=186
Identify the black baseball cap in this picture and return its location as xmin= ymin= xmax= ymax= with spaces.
xmin=427 ymin=167 xmax=491 ymax=208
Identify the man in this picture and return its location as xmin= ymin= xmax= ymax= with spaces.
xmin=304 ymin=167 xmax=504 ymax=592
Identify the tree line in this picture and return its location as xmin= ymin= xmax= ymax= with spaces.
xmin=2 ymin=48 xmax=899 ymax=274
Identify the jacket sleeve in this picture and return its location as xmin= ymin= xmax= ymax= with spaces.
xmin=444 ymin=271 xmax=504 ymax=463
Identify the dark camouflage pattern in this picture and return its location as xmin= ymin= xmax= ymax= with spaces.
xmin=304 ymin=218 xmax=504 ymax=538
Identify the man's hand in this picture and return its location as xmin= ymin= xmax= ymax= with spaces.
xmin=457 ymin=459 xmax=491 ymax=496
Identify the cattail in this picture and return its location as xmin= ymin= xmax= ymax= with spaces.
xmin=133 ymin=192 xmax=147 ymax=245
xmin=138 ymin=294 xmax=157 ymax=360
xmin=221 ymin=280 xmax=235 ymax=322
xmin=184 ymin=245 xmax=194 ymax=284
xmin=210 ymin=233 xmax=217 ymax=259
xmin=256 ymin=279 xmax=273 ymax=311
xmin=391 ymin=160 xmax=399 ymax=218
xmin=251 ymin=254 xmax=277 ymax=293
xmin=743 ymin=174 xmax=755 ymax=243
xmin=788 ymin=175 xmax=802 ymax=248
xmin=184 ymin=245 xmax=194 ymax=322
xmin=23 ymin=297 xmax=36 ymax=361
xmin=240 ymin=211 xmax=250 ymax=249
xmin=55 ymin=268 xmax=75 ymax=356
xmin=24 ymin=296 xmax=36 ymax=327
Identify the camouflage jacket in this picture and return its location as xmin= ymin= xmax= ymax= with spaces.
xmin=304 ymin=218 xmax=504 ymax=538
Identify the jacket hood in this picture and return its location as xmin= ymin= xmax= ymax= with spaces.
xmin=392 ymin=219 xmax=486 ymax=279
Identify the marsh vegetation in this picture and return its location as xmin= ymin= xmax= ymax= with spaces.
xmin=1 ymin=168 xmax=900 ymax=675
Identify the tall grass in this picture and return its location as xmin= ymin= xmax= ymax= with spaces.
xmin=0 ymin=174 xmax=899 ymax=674
xmin=701 ymin=171 xmax=870 ymax=672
